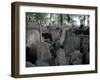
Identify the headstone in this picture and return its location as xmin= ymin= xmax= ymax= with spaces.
xmin=37 ymin=42 xmax=52 ymax=60
xmin=70 ymin=50 xmax=83 ymax=65
xmin=59 ymin=30 xmax=66 ymax=46
xmin=28 ymin=42 xmax=52 ymax=64
xmin=26 ymin=30 xmax=40 ymax=47
xmin=63 ymin=31 xmax=75 ymax=56
xmin=55 ymin=48 xmax=66 ymax=65
xmin=50 ymin=30 xmax=61 ymax=42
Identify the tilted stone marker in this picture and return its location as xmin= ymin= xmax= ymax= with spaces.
xmin=37 ymin=42 xmax=52 ymax=61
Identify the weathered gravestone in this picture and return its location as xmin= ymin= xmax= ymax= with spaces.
xmin=63 ymin=30 xmax=75 ymax=56
xmin=26 ymin=30 xmax=40 ymax=47
xmin=70 ymin=50 xmax=83 ymax=65
xmin=37 ymin=42 xmax=52 ymax=60
xmin=62 ymin=28 xmax=81 ymax=65
xmin=29 ymin=42 xmax=52 ymax=65
xmin=50 ymin=29 xmax=61 ymax=42
xmin=55 ymin=48 xmax=66 ymax=65
xmin=26 ymin=22 xmax=40 ymax=47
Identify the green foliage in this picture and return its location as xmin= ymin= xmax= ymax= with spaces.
xmin=26 ymin=12 xmax=89 ymax=27
xmin=26 ymin=13 xmax=48 ymax=24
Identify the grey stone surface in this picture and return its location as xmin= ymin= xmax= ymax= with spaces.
xmin=50 ymin=30 xmax=61 ymax=42
xmin=65 ymin=56 xmax=70 ymax=65
xmin=83 ymin=51 xmax=89 ymax=64
xmin=29 ymin=42 xmax=52 ymax=64
xmin=26 ymin=62 xmax=35 ymax=67
xmin=55 ymin=48 xmax=66 ymax=65
xmin=59 ymin=30 xmax=66 ymax=46
xmin=63 ymin=31 xmax=75 ymax=56
xmin=81 ymin=35 xmax=89 ymax=54
xmin=26 ymin=30 xmax=40 ymax=47
xmin=35 ymin=60 xmax=50 ymax=66
xmin=70 ymin=50 xmax=83 ymax=65
xmin=26 ymin=22 xmax=40 ymax=30
xmin=73 ymin=35 xmax=80 ymax=50
xmin=81 ymin=35 xmax=89 ymax=64
xmin=29 ymin=43 xmax=38 ymax=64
xmin=37 ymin=42 xmax=52 ymax=60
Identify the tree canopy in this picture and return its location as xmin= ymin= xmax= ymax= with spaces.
xmin=26 ymin=12 xmax=90 ymax=27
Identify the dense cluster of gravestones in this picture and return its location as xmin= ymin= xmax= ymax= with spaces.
xmin=26 ymin=22 xmax=89 ymax=67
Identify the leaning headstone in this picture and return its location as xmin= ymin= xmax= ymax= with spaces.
xmin=37 ymin=42 xmax=52 ymax=60
xmin=59 ymin=30 xmax=66 ymax=46
xmin=55 ymin=48 xmax=66 ymax=65
xmin=63 ymin=31 xmax=75 ymax=56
